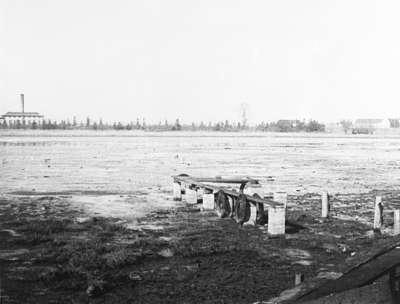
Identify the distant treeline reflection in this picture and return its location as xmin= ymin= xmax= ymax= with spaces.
xmin=0 ymin=118 xmax=325 ymax=132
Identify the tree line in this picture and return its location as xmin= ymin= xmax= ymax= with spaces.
xmin=0 ymin=117 xmax=325 ymax=132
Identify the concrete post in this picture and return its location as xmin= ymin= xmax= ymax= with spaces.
xmin=202 ymin=191 xmax=215 ymax=210
xmin=394 ymin=210 xmax=400 ymax=235
xmin=321 ymin=191 xmax=329 ymax=218
xmin=373 ymin=196 xmax=383 ymax=231
xmin=173 ymin=182 xmax=182 ymax=201
xmin=185 ymin=188 xmax=198 ymax=205
xmin=268 ymin=206 xmax=286 ymax=237
xmin=274 ymin=192 xmax=287 ymax=208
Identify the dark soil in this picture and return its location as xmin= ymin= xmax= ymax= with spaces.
xmin=0 ymin=191 xmax=399 ymax=303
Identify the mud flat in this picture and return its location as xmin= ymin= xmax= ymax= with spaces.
xmin=1 ymin=190 xmax=399 ymax=303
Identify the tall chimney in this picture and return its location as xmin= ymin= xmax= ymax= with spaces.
xmin=20 ymin=94 xmax=24 ymax=113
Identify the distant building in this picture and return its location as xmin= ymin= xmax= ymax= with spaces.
xmin=354 ymin=118 xmax=391 ymax=130
xmin=389 ymin=118 xmax=400 ymax=128
xmin=0 ymin=94 xmax=44 ymax=125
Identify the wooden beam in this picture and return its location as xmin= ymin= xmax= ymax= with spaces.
xmin=193 ymin=177 xmax=260 ymax=184
xmin=173 ymin=175 xmax=282 ymax=208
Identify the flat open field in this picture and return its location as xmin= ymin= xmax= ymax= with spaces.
xmin=2 ymin=130 xmax=400 ymax=219
xmin=1 ymin=130 xmax=400 ymax=303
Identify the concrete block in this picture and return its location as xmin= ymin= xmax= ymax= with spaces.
xmin=202 ymin=193 xmax=215 ymax=210
xmin=185 ymin=188 xmax=198 ymax=205
xmin=173 ymin=182 xmax=182 ymax=201
xmin=268 ymin=206 xmax=286 ymax=236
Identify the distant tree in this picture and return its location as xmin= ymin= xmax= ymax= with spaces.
xmin=224 ymin=120 xmax=230 ymax=130
xmin=306 ymin=120 xmax=325 ymax=132
xmin=172 ymin=119 xmax=181 ymax=131
xmin=340 ymin=120 xmax=353 ymax=134
xmin=86 ymin=117 xmax=91 ymax=128
xmin=239 ymin=103 xmax=249 ymax=129
xmin=213 ymin=122 xmax=221 ymax=131
xmin=72 ymin=116 xmax=77 ymax=127
xmin=294 ymin=120 xmax=306 ymax=132
xmin=116 ymin=122 xmax=124 ymax=130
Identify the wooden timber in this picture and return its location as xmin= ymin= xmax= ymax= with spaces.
xmin=173 ymin=175 xmax=283 ymax=208
xmin=193 ymin=177 xmax=260 ymax=184
xmin=293 ymin=238 xmax=400 ymax=302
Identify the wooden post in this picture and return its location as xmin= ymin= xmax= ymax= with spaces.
xmin=295 ymin=273 xmax=304 ymax=286
xmin=173 ymin=182 xmax=182 ymax=201
xmin=202 ymin=190 xmax=215 ymax=210
xmin=394 ymin=210 xmax=400 ymax=235
xmin=185 ymin=187 xmax=198 ymax=205
xmin=373 ymin=196 xmax=383 ymax=231
xmin=274 ymin=192 xmax=287 ymax=208
xmin=321 ymin=191 xmax=329 ymax=218
xmin=268 ymin=206 xmax=286 ymax=237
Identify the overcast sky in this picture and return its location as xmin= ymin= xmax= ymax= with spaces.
xmin=1 ymin=0 xmax=400 ymax=124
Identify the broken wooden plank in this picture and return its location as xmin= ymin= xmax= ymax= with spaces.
xmin=296 ymin=240 xmax=400 ymax=302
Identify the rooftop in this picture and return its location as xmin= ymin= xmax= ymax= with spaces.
xmin=355 ymin=118 xmax=385 ymax=124
xmin=1 ymin=112 xmax=44 ymax=118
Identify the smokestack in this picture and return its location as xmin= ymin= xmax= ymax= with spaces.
xmin=20 ymin=94 xmax=24 ymax=113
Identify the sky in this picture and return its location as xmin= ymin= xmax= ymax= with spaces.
xmin=1 ymin=0 xmax=400 ymax=124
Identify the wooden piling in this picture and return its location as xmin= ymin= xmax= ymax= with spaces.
xmin=173 ymin=182 xmax=182 ymax=201
xmin=373 ymin=196 xmax=383 ymax=231
xmin=321 ymin=191 xmax=329 ymax=218
xmin=394 ymin=210 xmax=400 ymax=235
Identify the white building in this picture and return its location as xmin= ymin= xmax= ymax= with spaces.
xmin=1 ymin=111 xmax=44 ymax=125
xmin=354 ymin=118 xmax=391 ymax=130
xmin=0 ymin=94 xmax=44 ymax=126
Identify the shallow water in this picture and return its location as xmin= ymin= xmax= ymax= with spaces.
xmin=1 ymin=130 xmax=400 ymax=219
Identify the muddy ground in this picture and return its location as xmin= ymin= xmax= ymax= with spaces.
xmin=1 ymin=191 xmax=399 ymax=303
